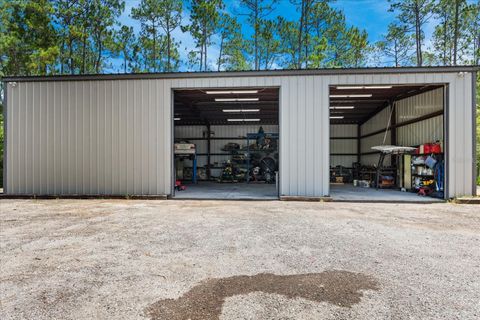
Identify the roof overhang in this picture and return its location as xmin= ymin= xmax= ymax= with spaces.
xmin=2 ymin=66 xmax=479 ymax=82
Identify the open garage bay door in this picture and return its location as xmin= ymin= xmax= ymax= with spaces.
xmin=329 ymin=84 xmax=446 ymax=202
xmin=173 ymin=88 xmax=280 ymax=199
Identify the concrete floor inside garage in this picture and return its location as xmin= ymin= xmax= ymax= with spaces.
xmin=173 ymin=182 xmax=278 ymax=200
xmin=329 ymin=184 xmax=444 ymax=202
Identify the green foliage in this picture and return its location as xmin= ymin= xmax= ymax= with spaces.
xmin=216 ymin=14 xmax=249 ymax=71
xmin=239 ymin=0 xmax=279 ymax=70
xmin=275 ymin=2 xmax=369 ymax=69
xmin=433 ymin=0 xmax=474 ymax=66
xmin=183 ymin=0 xmax=223 ymax=71
xmin=131 ymin=0 xmax=182 ymax=72
xmin=0 ymin=0 xmax=58 ymax=75
xmin=388 ymin=0 xmax=436 ymax=66
xmin=115 ymin=25 xmax=140 ymax=73
xmin=376 ymin=23 xmax=415 ymax=67
xmin=52 ymin=0 xmax=124 ymax=74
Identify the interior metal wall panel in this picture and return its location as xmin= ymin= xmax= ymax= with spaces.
xmin=331 ymin=139 xmax=357 ymax=153
xmin=397 ymin=115 xmax=444 ymax=147
xmin=396 ymin=87 xmax=443 ymax=122
xmin=360 ymin=132 xmax=391 ymax=153
xmin=330 ymin=124 xmax=357 ymax=137
xmin=4 ymin=69 xmax=475 ymax=197
xmin=361 ymin=107 xmax=392 ymax=136
xmin=330 ymin=124 xmax=357 ymax=167
xmin=395 ymin=88 xmax=444 ymax=149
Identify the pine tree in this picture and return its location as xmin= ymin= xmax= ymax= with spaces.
xmin=239 ymin=0 xmax=279 ymax=70
xmin=116 ymin=25 xmax=138 ymax=73
xmin=90 ymin=0 xmax=125 ymax=73
xmin=388 ymin=0 xmax=436 ymax=67
xmin=216 ymin=14 xmax=249 ymax=71
xmin=184 ymin=0 xmax=223 ymax=71
xmin=132 ymin=0 xmax=182 ymax=72
xmin=433 ymin=0 xmax=473 ymax=66
xmin=465 ymin=2 xmax=480 ymax=65
xmin=0 ymin=0 xmax=58 ymax=75
xmin=376 ymin=23 xmax=415 ymax=67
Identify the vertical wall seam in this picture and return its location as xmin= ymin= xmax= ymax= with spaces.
xmin=2 ymin=82 xmax=7 ymax=193
xmin=472 ymin=72 xmax=477 ymax=196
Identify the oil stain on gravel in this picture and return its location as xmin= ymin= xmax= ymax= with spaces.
xmin=146 ymin=270 xmax=378 ymax=320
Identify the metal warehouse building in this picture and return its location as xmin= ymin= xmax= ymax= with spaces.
xmin=2 ymin=66 xmax=478 ymax=201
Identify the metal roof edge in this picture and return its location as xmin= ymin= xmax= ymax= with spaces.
xmin=2 ymin=66 xmax=479 ymax=82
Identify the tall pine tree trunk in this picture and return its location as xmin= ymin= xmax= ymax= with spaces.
xmin=453 ymin=0 xmax=460 ymax=65
xmin=153 ymin=23 xmax=157 ymax=72
xmin=217 ymin=35 xmax=224 ymax=71
xmin=254 ymin=0 xmax=259 ymax=70
xmin=298 ymin=0 xmax=305 ymax=69
xmin=414 ymin=3 xmax=423 ymax=66
xmin=167 ymin=19 xmax=171 ymax=72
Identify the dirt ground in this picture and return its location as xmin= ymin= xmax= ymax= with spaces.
xmin=1 ymin=200 xmax=479 ymax=320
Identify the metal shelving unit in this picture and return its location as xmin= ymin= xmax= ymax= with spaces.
xmin=410 ymin=153 xmax=444 ymax=193
xmin=245 ymin=132 xmax=279 ymax=183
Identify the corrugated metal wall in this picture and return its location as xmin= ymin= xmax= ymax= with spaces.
xmin=396 ymin=87 xmax=444 ymax=147
xmin=4 ymin=71 xmax=475 ymax=197
xmin=359 ymin=107 xmax=392 ymax=166
xmin=330 ymin=124 xmax=357 ymax=167
xmin=397 ymin=116 xmax=444 ymax=147
xmin=359 ymin=88 xmax=445 ymax=166
xmin=5 ymin=80 xmax=171 ymax=195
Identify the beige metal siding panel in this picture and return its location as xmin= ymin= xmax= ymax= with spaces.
xmin=330 ymin=139 xmax=357 ymax=154
xmin=451 ymin=73 xmax=474 ymax=197
xmin=361 ymin=107 xmax=391 ymax=136
xmin=397 ymin=115 xmax=444 ymax=147
xmin=321 ymin=76 xmax=330 ymax=195
xmin=330 ymin=124 xmax=357 ymax=137
xmin=361 ymin=132 xmax=391 ymax=153
xmin=396 ymin=88 xmax=443 ymax=122
xmin=5 ymin=79 xmax=172 ymax=195
xmin=5 ymin=71 xmax=475 ymax=197
xmin=463 ymin=74 xmax=474 ymax=195
xmin=330 ymin=124 xmax=357 ymax=168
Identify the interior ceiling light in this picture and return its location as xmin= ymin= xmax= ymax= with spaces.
xmin=227 ymin=118 xmax=261 ymax=122
xmin=206 ymin=90 xmax=259 ymax=94
xmin=329 ymin=94 xmax=372 ymax=98
xmin=223 ymin=109 xmax=260 ymax=113
xmin=329 ymin=106 xmax=355 ymax=109
xmin=336 ymin=85 xmax=393 ymax=89
xmin=329 ymin=116 xmax=345 ymax=119
xmin=174 ymin=117 xmax=181 ymax=121
xmin=215 ymin=98 xmax=259 ymax=102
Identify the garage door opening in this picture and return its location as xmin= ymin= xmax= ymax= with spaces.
xmin=173 ymin=88 xmax=279 ymax=199
xmin=329 ymin=84 xmax=446 ymax=202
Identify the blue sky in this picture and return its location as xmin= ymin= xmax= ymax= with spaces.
xmin=112 ymin=0 xmax=467 ymax=71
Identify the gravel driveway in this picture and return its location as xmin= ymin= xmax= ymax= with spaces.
xmin=1 ymin=200 xmax=479 ymax=319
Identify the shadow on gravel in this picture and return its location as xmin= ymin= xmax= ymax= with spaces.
xmin=146 ymin=270 xmax=378 ymax=320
